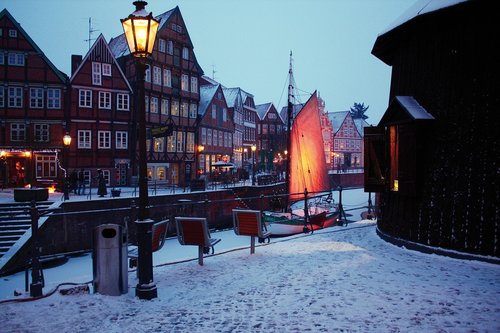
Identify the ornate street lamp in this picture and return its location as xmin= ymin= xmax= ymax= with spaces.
xmin=62 ymin=133 xmax=71 ymax=201
xmin=121 ymin=0 xmax=159 ymax=300
xmin=251 ymin=144 xmax=257 ymax=185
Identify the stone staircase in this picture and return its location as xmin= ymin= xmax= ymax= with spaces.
xmin=0 ymin=201 xmax=53 ymax=272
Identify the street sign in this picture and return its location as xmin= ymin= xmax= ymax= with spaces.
xmin=151 ymin=124 xmax=173 ymax=138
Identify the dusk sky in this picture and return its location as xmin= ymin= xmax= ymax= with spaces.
xmin=2 ymin=0 xmax=417 ymax=123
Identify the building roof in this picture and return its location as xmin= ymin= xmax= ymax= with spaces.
xmin=256 ymin=103 xmax=272 ymax=120
xmin=0 ymin=9 xmax=68 ymax=83
xmin=353 ymin=118 xmax=370 ymax=138
xmin=327 ymin=111 xmax=350 ymax=133
xmin=222 ymin=87 xmax=240 ymax=108
xmin=379 ymin=96 xmax=435 ymax=125
xmin=198 ymin=84 xmax=220 ymax=117
xmin=372 ymin=0 xmax=470 ymax=65
xmin=279 ymin=103 xmax=304 ymax=125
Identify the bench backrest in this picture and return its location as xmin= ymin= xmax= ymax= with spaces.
xmin=233 ymin=209 xmax=264 ymax=237
xmin=175 ymin=217 xmax=210 ymax=247
xmin=152 ymin=220 xmax=169 ymax=252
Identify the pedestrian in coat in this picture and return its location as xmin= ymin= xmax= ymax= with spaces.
xmin=96 ymin=169 xmax=107 ymax=197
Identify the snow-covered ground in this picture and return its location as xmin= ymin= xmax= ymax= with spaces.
xmin=0 ymin=189 xmax=499 ymax=332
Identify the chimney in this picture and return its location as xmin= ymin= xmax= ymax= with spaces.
xmin=71 ymin=55 xmax=83 ymax=75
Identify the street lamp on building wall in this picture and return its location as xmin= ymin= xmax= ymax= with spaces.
xmin=197 ymin=144 xmax=205 ymax=177
xmin=121 ymin=0 xmax=159 ymax=300
xmin=251 ymin=144 xmax=256 ymax=185
xmin=62 ymin=133 xmax=71 ymax=201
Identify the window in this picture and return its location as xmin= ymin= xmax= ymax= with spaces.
xmin=153 ymin=66 xmax=161 ymax=85
xmin=117 ymin=93 xmax=129 ymax=111
xmin=207 ymin=129 xmax=212 ymax=146
xmin=92 ymin=62 xmax=101 ymax=85
xmin=181 ymin=102 xmax=188 ymax=117
xmin=99 ymin=91 xmax=111 ymax=109
xmin=98 ymin=131 xmax=111 ymax=149
xmin=159 ymin=39 xmax=166 ymax=52
xmin=219 ymin=131 xmax=223 ymax=147
xmin=167 ymin=132 xmax=176 ymax=152
xmin=102 ymin=63 xmax=112 ymax=76
xmin=223 ymin=108 xmax=227 ymax=122
xmin=35 ymin=155 xmax=57 ymax=178
xmin=189 ymin=103 xmax=197 ymax=119
xmin=190 ymin=77 xmax=198 ymax=93
xmin=8 ymin=86 xmax=23 ymax=108
xmin=116 ymin=131 xmax=128 ymax=149
xmin=10 ymin=123 xmax=26 ymax=141
xmin=151 ymin=97 xmax=158 ymax=113
xmin=187 ymin=132 xmax=194 ymax=153
xmin=167 ymin=41 xmax=173 ymax=54
xmin=182 ymin=47 xmax=189 ymax=60
xmin=181 ymin=74 xmax=189 ymax=91
xmin=153 ymin=137 xmax=164 ymax=152
xmin=8 ymin=53 xmax=24 ymax=66
xmin=212 ymin=105 xmax=216 ymax=119
xmin=9 ymin=29 xmax=17 ymax=37
xmin=161 ymin=99 xmax=169 ymax=115
xmin=30 ymin=88 xmax=44 ymax=108
xmin=34 ymin=124 xmax=49 ymax=142
xmin=79 ymin=89 xmax=92 ymax=108
xmin=163 ymin=69 xmax=171 ymax=87
xmin=145 ymin=96 xmax=150 ymax=113
xmin=171 ymin=100 xmax=179 ymax=116
xmin=47 ymin=88 xmax=61 ymax=109
xmin=213 ymin=130 xmax=217 ymax=146
xmin=176 ymin=131 xmax=184 ymax=152
xmin=78 ymin=130 xmax=92 ymax=149
xmin=0 ymin=52 xmax=4 ymax=65
xmin=145 ymin=65 xmax=151 ymax=82
xmin=102 ymin=170 xmax=111 ymax=186
xmin=201 ymin=127 xmax=206 ymax=145
xmin=0 ymin=87 xmax=4 ymax=107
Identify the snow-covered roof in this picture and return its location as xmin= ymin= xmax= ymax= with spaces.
xmin=353 ymin=118 xmax=370 ymax=138
xmin=198 ymin=84 xmax=220 ymax=117
xmin=379 ymin=96 xmax=435 ymax=125
xmin=222 ymin=87 xmax=241 ymax=108
xmin=280 ymin=103 xmax=304 ymax=125
xmin=327 ymin=111 xmax=350 ymax=133
xmin=256 ymin=103 xmax=272 ymax=120
xmin=379 ymin=0 xmax=469 ymax=36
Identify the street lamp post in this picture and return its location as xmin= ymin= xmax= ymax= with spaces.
xmin=121 ymin=0 xmax=159 ymax=300
xmin=62 ymin=133 xmax=71 ymax=201
xmin=251 ymin=144 xmax=256 ymax=185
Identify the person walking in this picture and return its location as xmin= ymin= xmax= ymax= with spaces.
xmin=96 ymin=169 xmax=107 ymax=197
xmin=77 ymin=168 xmax=85 ymax=195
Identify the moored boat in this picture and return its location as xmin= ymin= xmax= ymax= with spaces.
xmin=264 ymin=52 xmax=338 ymax=236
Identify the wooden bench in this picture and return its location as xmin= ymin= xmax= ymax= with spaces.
xmin=175 ymin=217 xmax=221 ymax=266
xmin=232 ymin=209 xmax=271 ymax=254
xmin=128 ymin=219 xmax=169 ymax=269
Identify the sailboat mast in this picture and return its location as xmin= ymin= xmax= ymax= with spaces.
xmin=285 ymin=51 xmax=293 ymax=208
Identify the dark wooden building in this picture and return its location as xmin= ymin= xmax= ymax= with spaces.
xmin=366 ymin=0 xmax=499 ymax=257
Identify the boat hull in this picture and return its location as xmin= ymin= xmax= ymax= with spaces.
xmin=264 ymin=211 xmax=339 ymax=237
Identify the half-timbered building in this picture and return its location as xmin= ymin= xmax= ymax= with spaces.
xmin=110 ymin=6 xmax=203 ymax=187
xmin=255 ymin=102 xmax=285 ymax=173
xmin=0 ymin=9 xmax=68 ymax=189
xmin=68 ymin=34 xmax=133 ymax=188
